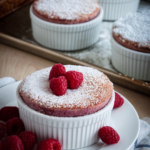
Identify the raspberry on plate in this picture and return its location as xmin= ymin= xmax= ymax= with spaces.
xmin=6 ymin=117 xmax=25 ymax=136
xmin=19 ymin=131 xmax=36 ymax=150
xmin=99 ymin=126 xmax=120 ymax=144
xmin=0 ymin=135 xmax=24 ymax=150
xmin=65 ymin=71 xmax=83 ymax=89
xmin=49 ymin=63 xmax=66 ymax=80
xmin=114 ymin=92 xmax=124 ymax=109
xmin=37 ymin=139 xmax=62 ymax=150
xmin=0 ymin=106 xmax=19 ymax=122
xmin=0 ymin=122 xmax=6 ymax=140
xmin=50 ymin=76 xmax=67 ymax=96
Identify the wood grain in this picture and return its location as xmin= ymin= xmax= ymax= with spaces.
xmin=0 ymin=43 xmax=55 ymax=80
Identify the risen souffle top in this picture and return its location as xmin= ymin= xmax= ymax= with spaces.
xmin=32 ymin=0 xmax=100 ymax=24
xmin=113 ymin=10 xmax=150 ymax=53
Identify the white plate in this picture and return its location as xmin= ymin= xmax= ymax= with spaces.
xmin=0 ymin=81 xmax=140 ymax=150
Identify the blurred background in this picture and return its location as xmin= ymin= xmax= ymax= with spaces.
xmin=0 ymin=0 xmax=150 ymax=81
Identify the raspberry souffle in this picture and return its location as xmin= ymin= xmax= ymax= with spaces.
xmin=111 ymin=10 xmax=150 ymax=80
xmin=30 ymin=0 xmax=103 ymax=51
xmin=19 ymin=65 xmax=113 ymax=117
xmin=33 ymin=0 xmax=100 ymax=24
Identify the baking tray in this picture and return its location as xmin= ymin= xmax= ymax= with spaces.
xmin=0 ymin=1 xmax=150 ymax=96
xmin=1 ymin=2 xmax=150 ymax=74
xmin=0 ymin=2 xmax=149 ymax=72
xmin=0 ymin=33 xmax=150 ymax=96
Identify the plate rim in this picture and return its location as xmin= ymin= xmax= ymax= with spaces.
xmin=0 ymin=81 xmax=140 ymax=150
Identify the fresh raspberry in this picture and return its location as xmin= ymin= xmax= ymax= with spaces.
xmin=6 ymin=117 xmax=25 ymax=136
xmin=37 ymin=139 xmax=62 ymax=150
xmin=49 ymin=64 xmax=66 ymax=80
xmin=113 ymin=92 xmax=124 ymax=109
xmin=0 ymin=135 xmax=24 ymax=150
xmin=65 ymin=71 xmax=83 ymax=89
xmin=19 ymin=131 xmax=36 ymax=150
xmin=0 ymin=106 xmax=19 ymax=122
xmin=0 ymin=122 xmax=6 ymax=140
xmin=99 ymin=126 xmax=120 ymax=144
xmin=50 ymin=76 xmax=67 ymax=96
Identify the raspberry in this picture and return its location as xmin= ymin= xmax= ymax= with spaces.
xmin=50 ymin=76 xmax=67 ymax=96
xmin=6 ymin=117 xmax=25 ymax=136
xmin=113 ymin=92 xmax=124 ymax=109
xmin=0 ymin=122 xmax=6 ymax=140
xmin=65 ymin=71 xmax=83 ymax=89
xmin=0 ymin=135 xmax=24 ymax=150
xmin=19 ymin=131 xmax=36 ymax=150
xmin=99 ymin=126 xmax=120 ymax=144
xmin=49 ymin=64 xmax=66 ymax=80
xmin=37 ymin=139 xmax=62 ymax=150
xmin=0 ymin=106 xmax=19 ymax=122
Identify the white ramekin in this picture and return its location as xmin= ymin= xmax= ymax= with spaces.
xmin=30 ymin=6 xmax=103 ymax=51
xmin=111 ymin=35 xmax=150 ymax=81
xmin=98 ymin=0 xmax=140 ymax=21
xmin=17 ymin=83 xmax=115 ymax=149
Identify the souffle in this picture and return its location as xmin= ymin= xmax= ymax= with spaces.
xmin=113 ymin=11 xmax=150 ymax=53
xmin=32 ymin=0 xmax=100 ymax=24
xmin=19 ymin=65 xmax=113 ymax=117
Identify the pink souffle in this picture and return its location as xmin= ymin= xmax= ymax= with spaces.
xmin=19 ymin=65 xmax=113 ymax=117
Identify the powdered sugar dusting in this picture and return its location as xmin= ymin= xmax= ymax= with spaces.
xmin=142 ymin=117 xmax=150 ymax=125
xmin=20 ymin=65 xmax=113 ymax=109
xmin=34 ymin=0 xmax=99 ymax=20
xmin=113 ymin=11 xmax=150 ymax=47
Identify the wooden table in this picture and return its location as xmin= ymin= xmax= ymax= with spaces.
xmin=0 ymin=43 xmax=150 ymax=119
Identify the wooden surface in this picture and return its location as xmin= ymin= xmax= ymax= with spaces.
xmin=0 ymin=43 xmax=150 ymax=119
xmin=0 ymin=43 xmax=55 ymax=80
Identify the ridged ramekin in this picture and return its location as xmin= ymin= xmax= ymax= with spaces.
xmin=111 ymin=35 xmax=150 ymax=81
xmin=16 ymin=83 xmax=115 ymax=149
xmin=30 ymin=6 xmax=103 ymax=51
xmin=98 ymin=0 xmax=140 ymax=21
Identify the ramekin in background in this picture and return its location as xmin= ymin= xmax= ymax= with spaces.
xmin=98 ymin=0 xmax=140 ymax=21
xmin=30 ymin=6 xmax=103 ymax=51
xmin=17 ymin=83 xmax=115 ymax=150
xmin=111 ymin=36 xmax=150 ymax=81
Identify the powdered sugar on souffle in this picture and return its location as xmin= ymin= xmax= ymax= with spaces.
xmin=20 ymin=65 xmax=113 ymax=109
xmin=113 ymin=11 xmax=150 ymax=47
xmin=34 ymin=0 xmax=100 ymax=20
